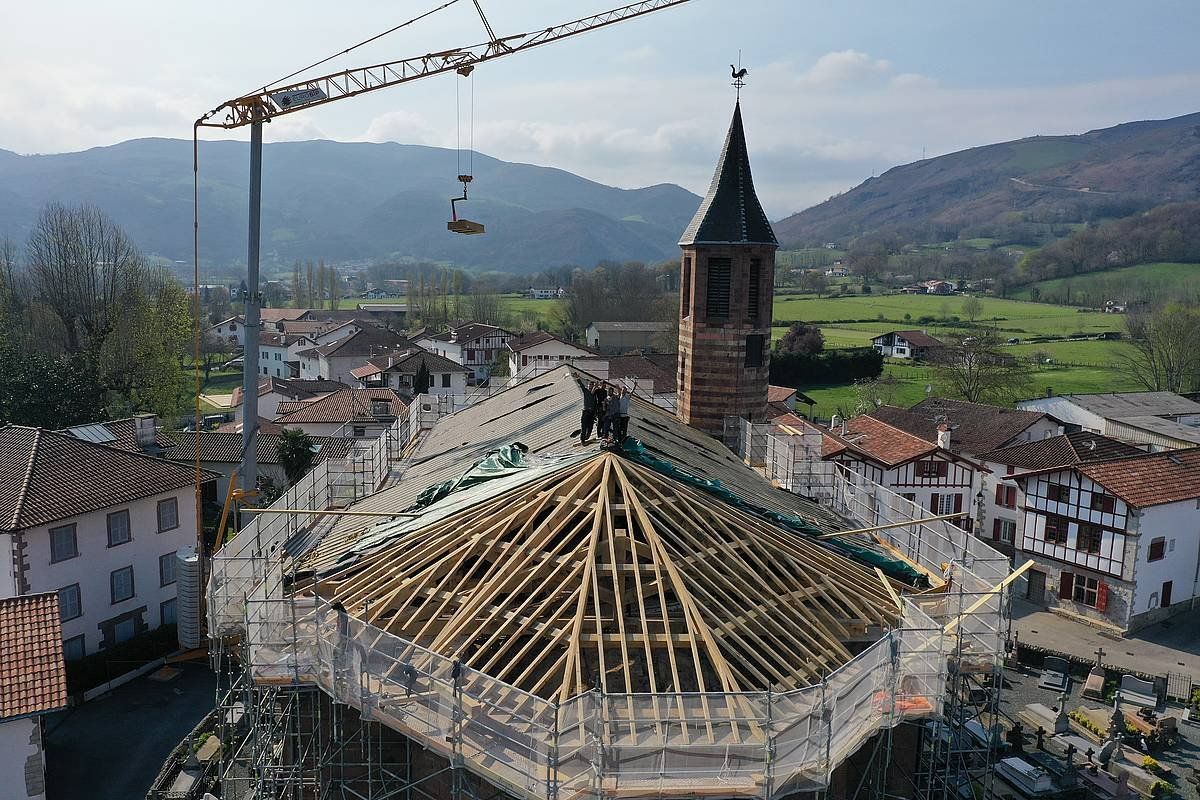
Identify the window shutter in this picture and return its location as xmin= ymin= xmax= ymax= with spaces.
xmin=953 ymin=494 xmax=963 ymax=513
xmin=1007 ymin=487 xmax=1017 ymax=507
xmin=992 ymin=519 xmax=1001 ymax=541
xmin=1096 ymin=582 xmax=1109 ymax=612
xmin=929 ymin=493 xmax=940 ymax=513
xmin=995 ymin=485 xmax=1005 ymax=505
xmin=1059 ymin=572 xmax=1074 ymax=600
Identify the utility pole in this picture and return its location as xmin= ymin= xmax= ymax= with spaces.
xmin=240 ymin=104 xmax=264 ymax=491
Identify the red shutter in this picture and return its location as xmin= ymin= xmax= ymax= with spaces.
xmin=1007 ymin=487 xmax=1017 ymax=508
xmin=1059 ymin=572 xmax=1074 ymax=600
xmin=1006 ymin=465 xmax=1015 ymax=475
xmin=995 ymin=485 xmax=1005 ymax=505
xmin=953 ymin=494 xmax=963 ymax=513
xmin=992 ymin=519 xmax=1001 ymax=541
xmin=1096 ymin=582 xmax=1109 ymax=612
xmin=929 ymin=493 xmax=940 ymax=513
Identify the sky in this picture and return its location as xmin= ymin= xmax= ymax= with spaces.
xmin=3 ymin=0 xmax=1200 ymax=218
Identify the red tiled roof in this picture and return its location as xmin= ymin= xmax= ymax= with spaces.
xmin=507 ymin=331 xmax=600 ymax=354
xmin=0 ymin=593 xmax=67 ymax=719
xmin=274 ymin=388 xmax=408 ymax=425
xmin=0 ymin=427 xmax=217 ymax=533
xmin=573 ymin=354 xmax=678 ymax=394
xmin=767 ymin=385 xmax=797 ymax=403
xmin=1075 ymin=448 xmax=1200 ymax=508
xmin=449 ymin=323 xmax=511 ymax=344
xmin=231 ymin=377 xmax=345 ymax=407
xmin=352 ymin=348 xmax=469 ymax=380
xmin=872 ymin=399 xmax=1052 ymax=455
xmin=58 ymin=417 xmax=175 ymax=452
xmin=258 ymin=308 xmax=308 ymax=323
xmin=980 ymin=432 xmax=1144 ymax=470
xmin=826 ymin=415 xmax=938 ymax=467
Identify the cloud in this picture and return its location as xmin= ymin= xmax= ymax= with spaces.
xmin=615 ymin=45 xmax=658 ymax=65
xmin=362 ymin=111 xmax=439 ymax=146
xmin=798 ymin=50 xmax=892 ymax=87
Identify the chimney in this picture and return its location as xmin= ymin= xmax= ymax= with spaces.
xmin=831 ymin=414 xmax=842 ymax=434
xmin=936 ymin=423 xmax=951 ymax=450
xmin=134 ymin=413 xmax=158 ymax=452
xmin=1046 ymin=387 xmax=1054 ymax=398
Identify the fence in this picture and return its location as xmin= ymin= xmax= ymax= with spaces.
xmin=240 ymin=594 xmax=946 ymax=800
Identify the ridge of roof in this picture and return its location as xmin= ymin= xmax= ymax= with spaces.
xmin=679 ymin=101 xmax=778 ymax=247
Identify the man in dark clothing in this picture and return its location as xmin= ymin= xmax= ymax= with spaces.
xmin=580 ymin=381 xmax=597 ymax=443
xmin=600 ymin=383 xmax=621 ymax=440
xmin=592 ymin=382 xmax=609 ymax=437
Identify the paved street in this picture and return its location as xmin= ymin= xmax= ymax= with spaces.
xmin=44 ymin=662 xmax=215 ymax=800
xmin=1012 ymin=600 xmax=1200 ymax=678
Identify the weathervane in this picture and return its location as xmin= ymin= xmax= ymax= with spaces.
xmin=730 ymin=50 xmax=748 ymax=100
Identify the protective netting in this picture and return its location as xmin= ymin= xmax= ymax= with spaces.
xmin=237 ymin=596 xmax=946 ymax=799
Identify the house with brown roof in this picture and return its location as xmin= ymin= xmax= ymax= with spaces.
xmin=0 ymin=427 xmax=216 ymax=660
xmin=506 ymin=331 xmax=599 ymax=379
xmin=297 ymin=326 xmax=411 ymax=383
xmin=822 ymin=414 xmax=987 ymax=529
xmin=0 ymin=593 xmax=67 ymax=800
xmin=231 ymin=377 xmax=345 ymax=422
xmin=272 ymin=388 xmax=408 ymax=438
xmin=415 ymin=323 xmax=514 ymax=384
xmin=257 ymin=331 xmax=317 ymax=379
xmin=1012 ymin=447 xmax=1200 ymax=631
xmin=870 ymin=398 xmax=1062 ymax=458
xmin=870 ymin=330 xmax=946 ymax=360
xmin=974 ymin=432 xmax=1144 ymax=555
xmin=349 ymin=349 xmax=469 ymax=397
xmin=572 ymin=353 xmax=679 ymax=408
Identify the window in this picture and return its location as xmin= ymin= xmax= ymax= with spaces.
xmin=1072 ymin=574 xmax=1100 ymax=607
xmin=107 ymin=510 xmax=131 ymax=547
xmin=49 ymin=524 xmax=78 ymax=563
xmin=681 ymin=256 xmax=692 ymax=318
xmin=110 ymin=566 xmax=135 ymax=604
xmin=745 ymin=335 xmax=766 ymax=368
xmin=1148 ymin=536 xmax=1166 ymax=562
xmin=441 ymin=373 xmax=451 ymax=388
xmin=1076 ymin=524 xmax=1103 ymax=555
xmin=59 ymin=584 xmax=82 ymax=622
xmin=748 ymin=258 xmax=762 ymax=321
xmin=1044 ymin=516 xmax=1069 ymax=544
xmin=157 ymin=498 xmax=179 ymax=532
xmin=994 ymin=485 xmax=1017 ymax=509
xmin=353 ymin=426 xmax=367 ymax=437
xmin=1090 ymin=493 xmax=1115 ymax=514
xmin=993 ymin=519 xmax=1017 ymax=544
xmin=901 ymin=493 xmax=916 ymax=503
xmin=114 ymin=618 xmax=136 ymax=644
xmin=63 ymin=635 xmax=86 ymax=662
xmin=918 ymin=460 xmax=948 ymax=479
xmin=705 ymin=257 xmax=732 ymax=317
xmin=936 ymin=493 xmax=957 ymax=515
xmin=372 ymin=400 xmax=390 ymax=416
xmin=160 ymin=553 xmax=177 ymax=586
xmin=1046 ymin=483 xmax=1069 ymax=503
xmin=161 ymin=598 xmax=177 ymax=626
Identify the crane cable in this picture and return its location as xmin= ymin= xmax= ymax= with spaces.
xmin=454 ymin=68 xmax=475 ymax=181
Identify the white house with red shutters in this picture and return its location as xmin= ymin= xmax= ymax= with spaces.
xmin=821 ymin=415 xmax=986 ymax=529
xmin=1013 ymin=447 xmax=1200 ymax=632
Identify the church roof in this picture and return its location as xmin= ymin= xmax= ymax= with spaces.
xmin=679 ymin=101 xmax=778 ymax=247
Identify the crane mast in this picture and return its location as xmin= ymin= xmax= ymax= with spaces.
xmin=197 ymin=0 xmax=690 ymax=493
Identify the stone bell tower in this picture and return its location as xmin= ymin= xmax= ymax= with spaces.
xmin=676 ymin=101 xmax=778 ymax=436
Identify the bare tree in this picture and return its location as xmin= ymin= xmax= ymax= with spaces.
xmin=465 ymin=288 xmax=503 ymax=326
xmin=852 ymin=375 xmax=901 ymax=413
xmin=961 ymin=295 xmax=984 ymax=324
xmin=930 ymin=330 xmax=1032 ymax=404
xmin=1120 ymin=306 xmax=1200 ymax=393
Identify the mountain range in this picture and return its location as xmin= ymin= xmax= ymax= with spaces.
xmin=774 ymin=112 xmax=1200 ymax=247
xmin=0 ymin=138 xmax=701 ymax=275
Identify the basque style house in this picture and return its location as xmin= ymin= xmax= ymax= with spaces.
xmin=416 ymin=323 xmax=514 ymax=384
xmin=870 ymin=330 xmax=946 ymax=360
xmin=351 ymin=349 xmax=470 ymax=397
xmin=0 ymin=426 xmax=214 ymax=659
xmin=506 ymin=332 xmax=599 ymax=379
xmin=1014 ymin=447 xmax=1200 ymax=632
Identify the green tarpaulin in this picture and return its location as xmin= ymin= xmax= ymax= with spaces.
xmin=403 ymin=444 xmax=533 ymax=513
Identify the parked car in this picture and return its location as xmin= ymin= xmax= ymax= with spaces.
xmin=1007 ymin=337 xmax=1021 ymax=344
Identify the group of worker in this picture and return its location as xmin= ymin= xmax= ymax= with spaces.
xmin=580 ymin=381 xmax=631 ymax=445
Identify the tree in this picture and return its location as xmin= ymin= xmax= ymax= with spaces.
xmin=1120 ymin=305 xmax=1200 ymax=393
xmin=276 ymin=428 xmax=316 ymax=486
xmin=292 ymin=261 xmax=304 ymax=308
xmin=797 ymin=271 xmax=828 ymax=297
xmin=413 ymin=361 xmax=432 ymax=395
xmin=930 ymin=330 xmax=1032 ymax=404
xmin=465 ymin=289 xmax=503 ymax=326
xmin=0 ymin=333 xmax=105 ymax=427
xmin=961 ymin=295 xmax=984 ymax=324
xmin=200 ymin=330 xmax=232 ymax=380
xmin=852 ymin=375 xmax=901 ymax=413
xmin=776 ymin=323 xmax=825 ymax=356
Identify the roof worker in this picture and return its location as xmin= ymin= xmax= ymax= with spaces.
xmin=592 ymin=381 xmax=610 ymax=438
xmin=616 ymin=386 xmax=631 ymax=444
xmin=599 ymin=383 xmax=619 ymax=441
xmin=580 ymin=380 xmax=598 ymax=444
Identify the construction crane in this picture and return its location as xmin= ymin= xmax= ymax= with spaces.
xmin=194 ymin=0 xmax=692 ymax=494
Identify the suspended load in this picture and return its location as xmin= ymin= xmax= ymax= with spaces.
xmin=447 ymin=175 xmax=484 ymax=235
xmin=447 ymin=64 xmax=484 ymax=235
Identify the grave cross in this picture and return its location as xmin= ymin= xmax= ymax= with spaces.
xmin=1094 ymin=647 xmax=1106 ymax=667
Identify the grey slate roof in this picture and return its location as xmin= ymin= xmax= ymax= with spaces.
xmin=978 ymin=431 xmax=1145 ymax=470
xmin=679 ymin=101 xmax=778 ymax=247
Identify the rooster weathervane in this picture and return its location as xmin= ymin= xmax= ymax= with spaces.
xmin=730 ymin=53 xmax=748 ymax=100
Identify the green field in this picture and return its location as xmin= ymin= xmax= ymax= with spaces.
xmin=335 ymin=293 xmax=562 ymax=326
xmin=1014 ymin=262 xmax=1200 ymax=304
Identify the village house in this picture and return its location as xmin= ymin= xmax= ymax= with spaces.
xmin=416 ymin=323 xmax=513 ymax=383
xmin=1017 ymin=390 xmax=1200 ymax=450
xmin=230 ymin=377 xmax=345 ymax=422
xmin=822 ymin=415 xmax=986 ymax=528
xmin=870 ymin=330 xmax=946 ymax=360
xmin=0 ymin=426 xmax=215 ymax=659
xmin=272 ymin=387 xmax=407 ymax=438
xmin=163 ymin=430 xmax=356 ymax=502
xmin=1013 ymin=447 xmax=1200 ymax=632
xmin=258 ymin=331 xmax=318 ymax=378
xmin=209 ymin=316 xmax=245 ymax=348
xmin=526 ymin=287 xmax=566 ymax=299
xmin=572 ymin=353 xmax=679 ymax=408
xmin=0 ymin=593 xmax=67 ymax=800
xmin=58 ymin=414 xmax=176 ymax=455
xmin=297 ymin=326 xmax=410 ymax=383
xmin=975 ymin=431 xmax=1143 ymax=555
xmin=349 ymin=349 xmax=470 ymax=397
xmin=507 ymin=331 xmax=599 ymax=379
xmin=584 ymin=321 xmax=671 ymax=353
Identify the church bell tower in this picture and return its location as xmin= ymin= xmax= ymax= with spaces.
xmin=676 ymin=100 xmax=778 ymax=436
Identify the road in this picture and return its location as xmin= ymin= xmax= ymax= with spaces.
xmin=43 ymin=662 xmax=215 ymax=800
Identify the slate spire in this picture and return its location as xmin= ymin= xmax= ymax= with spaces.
xmin=678 ymin=101 xmax=777 ymax=247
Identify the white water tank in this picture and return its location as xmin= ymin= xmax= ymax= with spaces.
xmin=176 ymin=545 xmax=202 ymax=650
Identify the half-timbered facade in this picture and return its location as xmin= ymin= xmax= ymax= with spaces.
xmin=822 ymin=415 xmax=985 ymax=528
xmin=1015 ymin=447 xmax=1200 ymax=631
